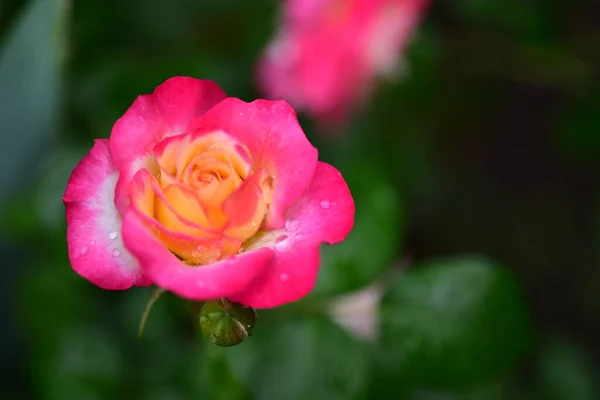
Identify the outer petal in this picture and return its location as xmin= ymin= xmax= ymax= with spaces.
xmin=109 ymin=77 xmax=227 ymax=213
xmin=63 ymin=139 xmax=150 ymax=289
xmin=121 ymin=210 xmax=274 ymax=300
xmin=190 ymin=98 xmax=319 ymax=229
xmin=229 ymin=162 xmax=355 ymax=308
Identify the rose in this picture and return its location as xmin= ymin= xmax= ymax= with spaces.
xmin=258 ymin=0 xmax=431 ymax=123
xmin=63 ymin=77 xmax=355 ymax=308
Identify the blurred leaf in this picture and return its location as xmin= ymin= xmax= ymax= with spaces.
xmin=118 ymin=290 xmax=199 ymax=397
xmin=203 ymin=345 xmax=249 ymax=400
xmin=32 ymin=326 xmax=123 ymax=400
xmin=555 ymin=96 xmax=600 ymax=162
xmin=225 ymin=316 xmax=371 ymax=400
xmin=407 ymin=379 xmax=517 ymax=400
xmin=380 ymin=255 xmax=532 ymax=389
xmin=120 ymin=288 xmax=181 ymax=343
xmin=535 ymin=336 xmax=598 ymax=400
xmin=0 ymin=0 xmax=65 ymax=196
xmin=312 ymin=161 xmax=402 ymax=296
xmin=1 ymin=142 xmax=92 ymax=242
xmin=35 ymin=144 xmax=91 ymax=230
xmin=183 ymin=345 xmax=212 ymax=399
xmin=451 ymin=0 xmax=548 ymax=38
xmin=17 ymin=260 xmax=92 ymax=346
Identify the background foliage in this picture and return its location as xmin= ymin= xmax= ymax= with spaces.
xmin=1 ymin=0 xmax=600 ymax=398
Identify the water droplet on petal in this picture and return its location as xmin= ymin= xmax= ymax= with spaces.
xmin=274 ymin=235 xmax=288 ymax=252
xmin=294 ymin=233 xmax=303 ymax=239
xmin=112 ymin=249 xmax=120 ymax=258
xmin=80 ymin=246 xmax=89 ymax=256
xmin=285 ymin=218 xmax=300 ymax=232
xmin=90 ymin=240 xmax=96 ymax=246
xmin=108 ymin=231 xmax=118 ymax=240
xmin=320 ymin=200 xmax=331 ymax=209
xmin=280 ymin=273 xmax=289 ymax=282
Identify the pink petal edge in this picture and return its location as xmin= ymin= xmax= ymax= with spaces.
xmin=64 ymin=139 xmax=150 ymax=289
xmin=229 ymin=161 xmax=355 ymax=308
xmin=109 ymin=77 xmax=228 ymax=213
xmin=121 ymin=210 xmax=275 ymax=300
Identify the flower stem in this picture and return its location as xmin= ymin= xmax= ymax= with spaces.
xmin=138 ymin=287 xmax=166 ymax=338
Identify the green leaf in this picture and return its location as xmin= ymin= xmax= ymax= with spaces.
xmin=16 ymin=260 xmax=93 ymax=346
xmin=225 ymin=316 xmax=371 ymax=400
xmin=380 ymin=255 xmax=532 ymax=389
xmin=0 ymin=0 xmax=65 ymax=195
xmin=554 ymin=96 xmax=600 ymax=163
xmin=407 ymin=380 xmax=517 ymax=400
xmin=451 ymin=0 xmax=548 ymax=38
xmin=312 ymin=161 xmax=403 ymax=296
xmin=535 ymin=336 xmax=598 ymax=400
xmin=32 ymin=326 xmax=123 ymax=400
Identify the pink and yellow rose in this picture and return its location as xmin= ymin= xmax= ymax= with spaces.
xmin=258 ymin=0 xmax=431 ymax=123
xmin=63 ymin=77 xmax=354 ymax=308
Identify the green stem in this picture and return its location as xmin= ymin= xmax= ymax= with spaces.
xmin=138 ymin=287 xmax=166 ymax=338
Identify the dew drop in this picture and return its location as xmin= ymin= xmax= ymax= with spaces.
xmin=280 ymin=273 xmax=289 ymax=282
xmin=274 ymin=235 xmax=288 ymax=252
xmin=294 ymin=233 xmax=303 ymax=239
xmin=112 ymin=249 xmax=120 ymax=258
xmin=79 ymin=246 xmax=89 ymax=256
xmin=319 ymin=199 xmax=331 ymax=209
xmin=285 ymin=218 xmax=300 ymax=232
xmin=108 ymin=231 xmax=118 ymax=240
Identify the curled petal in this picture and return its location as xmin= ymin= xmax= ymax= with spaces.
xmin=222 ymin=168 xmax=270 ymax=240
xmin=154 ymin=129 xmax=251 ymax=182
xmin=190 ymin=98 xmax=319 ymax=229
xmin=110 ymin=77 xmax=227 ymax=213
xmin=128 ymin=168 xmax=229 ymax=265
xmin=230 ymin=162 xmax=354 ymax=308
xmin=122 ymin=210 xmax=274 ymax=299
xmin=63 ymin=139 xmax=149 ymax=289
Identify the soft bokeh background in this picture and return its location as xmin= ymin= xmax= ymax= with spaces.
xmin=1 ymin=0 xmax=600 ymax=399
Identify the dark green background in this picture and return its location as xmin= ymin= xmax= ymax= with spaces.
xmin=1 ymin=0 xmax=599 ymax=398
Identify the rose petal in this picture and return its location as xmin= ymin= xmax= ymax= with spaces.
xmin=221 ymin=168 xmax=270 ymax=241
xmin=154 ymin=129 xmax=251 ymax=183
xmin=229 ymin=161 xmax=355 ymax=308
xmin=190 ymin=98 xmax=319 ymax=229
xmin=63 ymin=139 xmax=150 ymax=289
xmin=128 ymin=168 xmax=228 ymax=265
xmin=122 ymin=210 xmax=274 ymax=300
xmin=110 ymin=77 xmax=227 ymax=213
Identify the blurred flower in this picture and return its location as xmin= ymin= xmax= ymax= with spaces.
xmin=63 ymin=77 xmax=355 ymax=308
xmin=328 ymin=280 xmax=383 ymax=342
xmin=257 ymin=0 xmax=431 ymax=124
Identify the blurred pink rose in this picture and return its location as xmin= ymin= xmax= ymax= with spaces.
xmin=63 ymin=77 xmax=355 ymax=308
xmin=258 ymin=0 xmax=431 ymax=123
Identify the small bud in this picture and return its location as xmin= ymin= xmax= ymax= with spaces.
xmin=199 ymin=298 xmax=257 ymax=347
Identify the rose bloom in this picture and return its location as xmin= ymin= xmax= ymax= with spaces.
xmin=258 ymin=0 xmax=431 ymax=123
xmin=63 ymin=77 xmax=354 ymax=308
